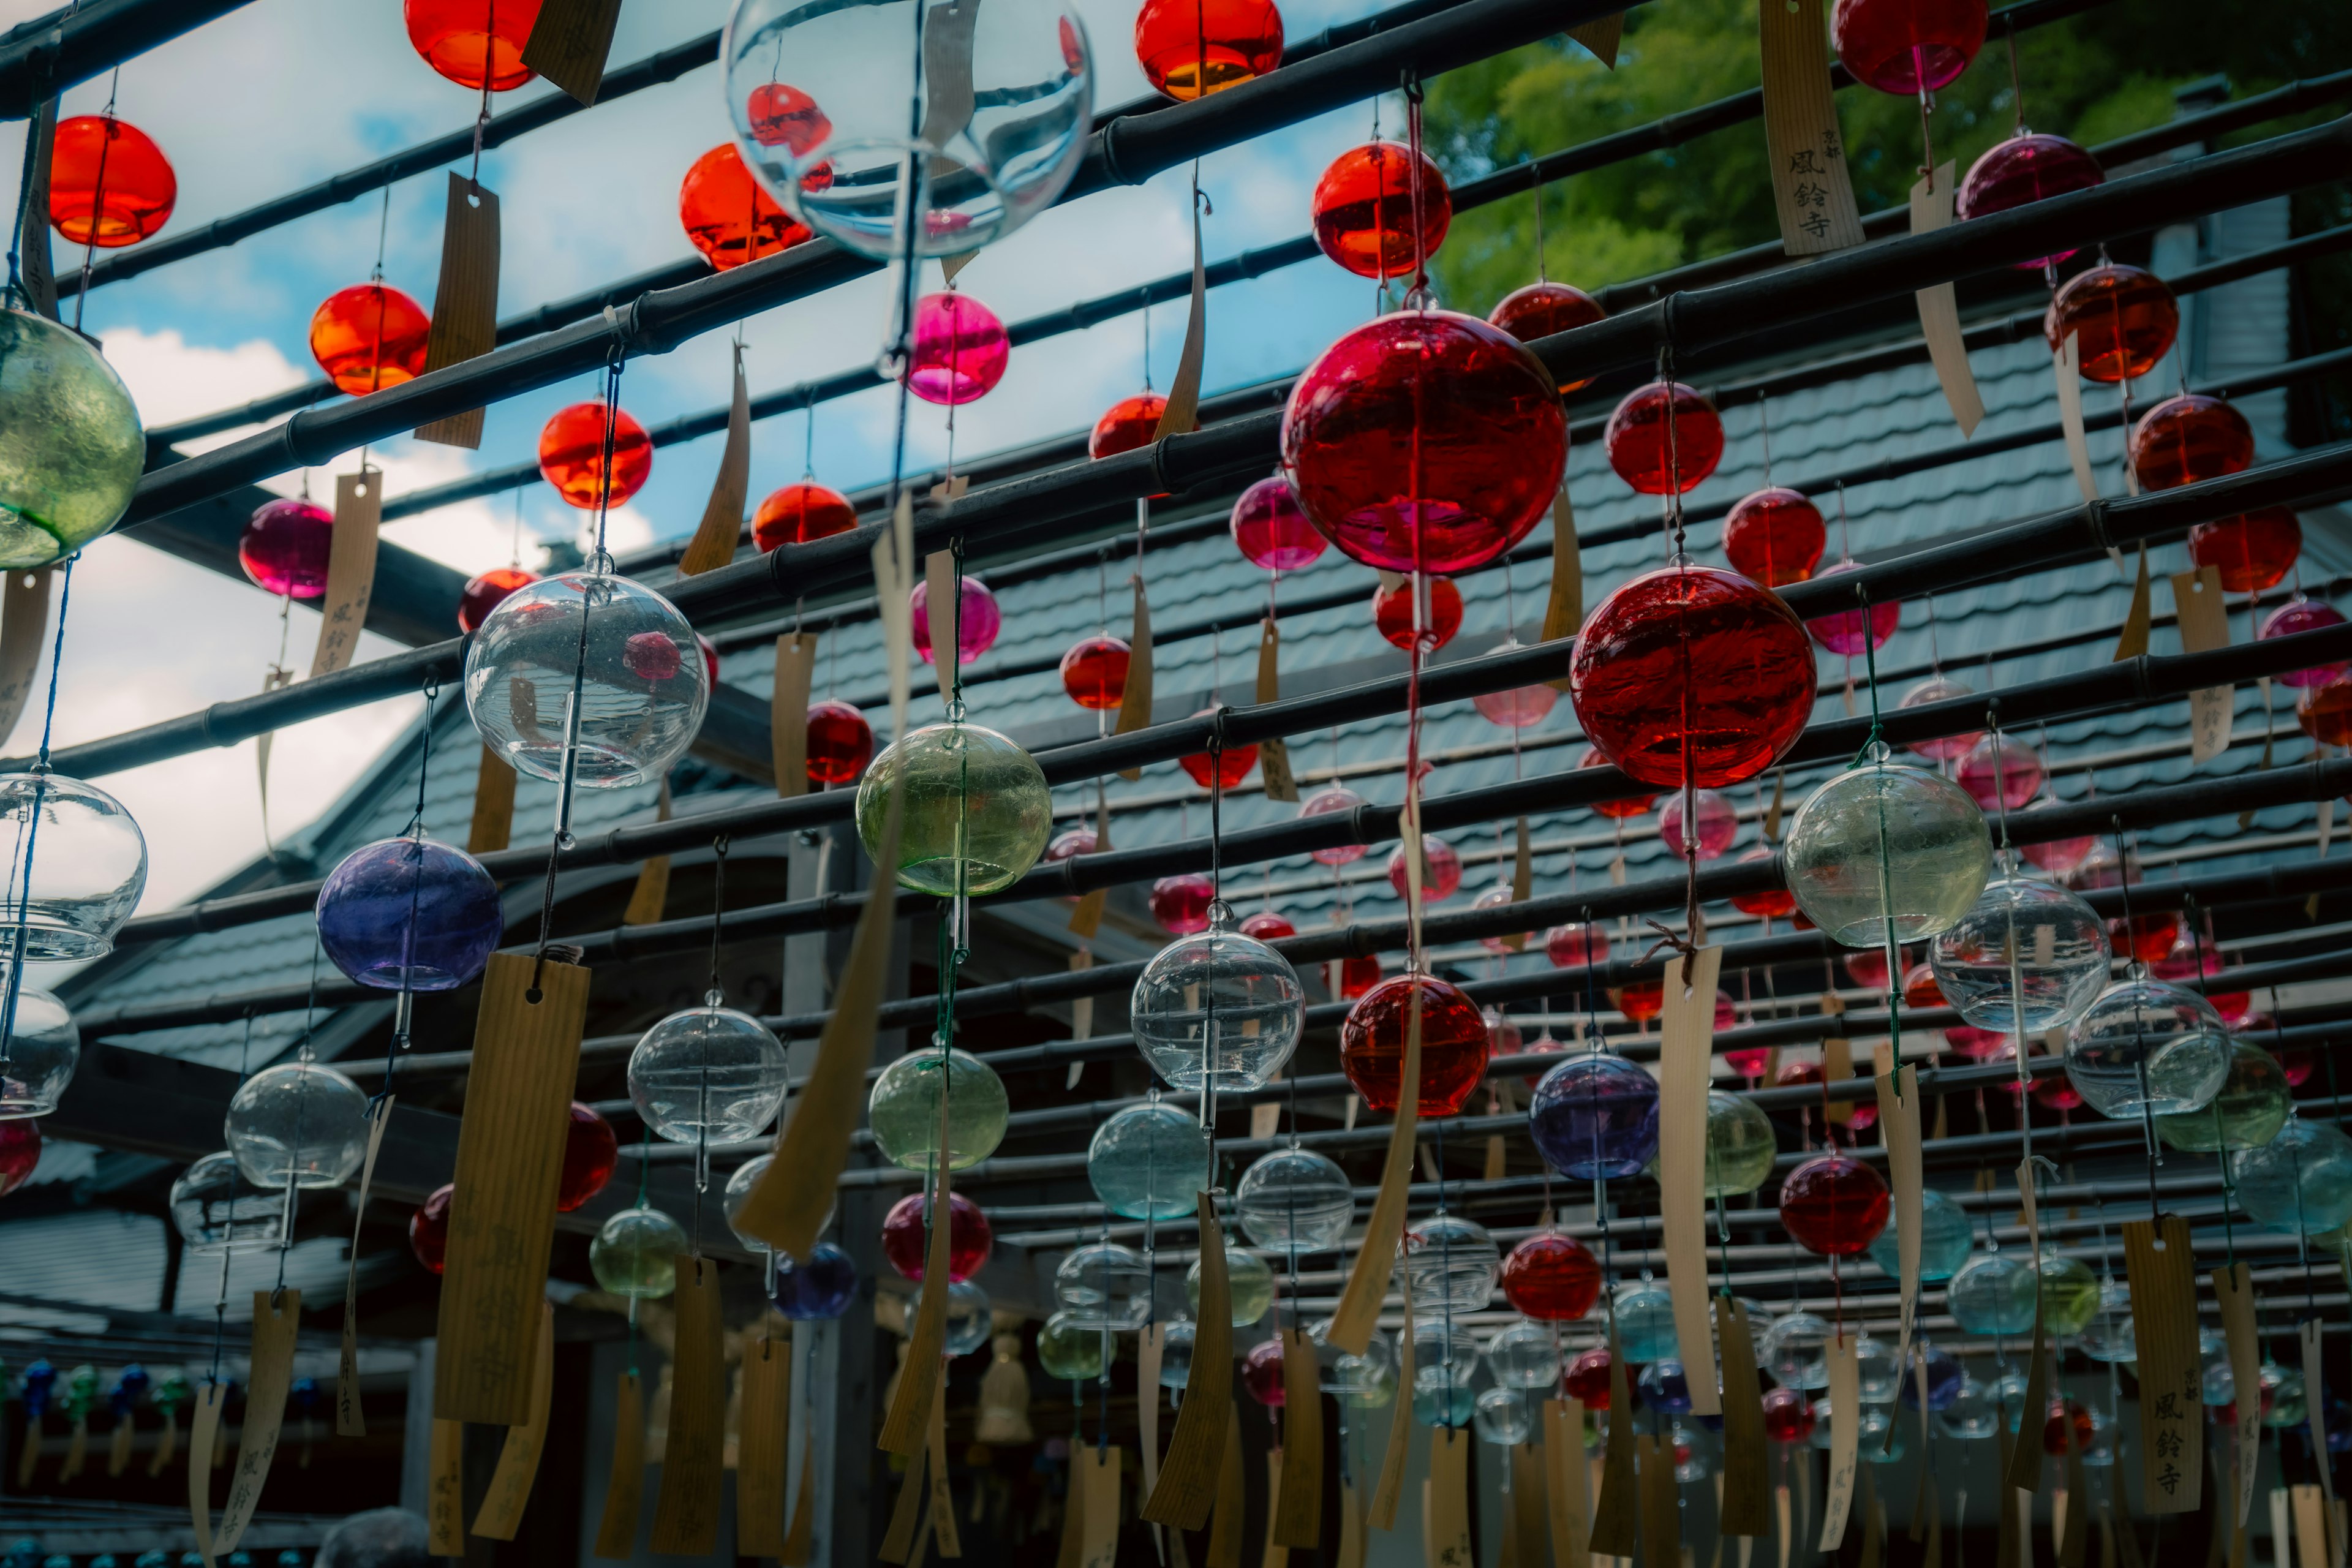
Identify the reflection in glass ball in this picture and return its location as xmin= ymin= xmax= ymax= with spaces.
xmin=224 ymin=1061 xmax=369 ymax=1189
xmin=855 ymin=722 xmax=1053 ymax=897
xmin=1929 ymin=875 xmax=2112 ymax=1031
xmin=1131 ymin=910 xmax=1304 ymax=1091
xmin=0 ymin=309 xmax=145 ymax=568
xmin=1615 ymin=1281 xmax=1679 ymax=1363
xmin=2233 ymin=1118 xmax=2352 ymax=1235
xmin=1189 ymin=1245 xmax=1275 ymax=1327
xmin=0 ymin=772 xmax=148 ymax=960
xmin=2064 ymin=981 xmax=2233 ymax=1120
xmin=315 ymin=837 xmax=503 ymax=992
xmin=1037 ymin=1313 xmax=1108 ymax=1382
xmin=868 ymin=1047 xmax=1011 ymax=1172
xmin=1404 ymin=1213 xmax=1500 ymax=1313
xmin=590 ymin=1207 xmax=688 ymax=1299
xmin=168 ymin=1152 xmax=284 ymax=1254
xmin=1947 ymin=1251 xmax=2038 ymax=1336
xmin=1054 ymin=1241 xmax=1153 ymax=1330
xmin=0 ymin=986 xmax=77 ymax=1116
xmin=1485 ymin=1319 xmax=1562 ymax=1389
xmin=1088 ymin=1098 xmax=1211 ymax=1220
xmin=1865 ymin=1188 xmax=1976 ymax=1283
xmin=1235 ymin=1146 xmax=1354 ymax=1253
xmin=628 ymin=1002 xmax=791 ymax=1144
xmin=1784 ymin=750 xmax=1992 ymax=946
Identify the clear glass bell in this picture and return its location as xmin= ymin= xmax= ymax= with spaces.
xmin=1052 ymin=1240 xmax=1153 ymax=1329
xmin=1928 ymin=872 xmax=2111 ymax=1031
xmin=1308 ymin=1319 xmax=1395 ymax=1406
xmin=1474 ymin=1386 xmax=1532 ymax=1445
xmin=931 ymin=1277 xmax=993 ymax=1356
xmin=1853 ymin=1335 xmax=1901 ymax=1403
xmin=1412 ymin=1365 xmax=1477 ymax=1427
xmin=2078 ymin=1279 xmax=2136 ymax=1362
xmin=1411 ymin=1318 xmax=1481 ymax=1381
xmin=1937 ymin=1376 xmax=1999 ymax=1439
xmin=0 ymin=985 xmax=78 ymax=1115
xmin=627 ymin=998 xmax=791 ymax=1144
xmin=854 ymin=722 xmax=1054 ymax=896
xmin=1483 ymin=1319 xmax=1562 ymax=1389
xmin=1404 ymin=1213 xmax=1499 ymax=1314
xmin=2231 ymin=1117 xmax=2352 ymax=1234
xmin=1131 ymin=902 xmax=1304 ymax=1092
xmin=867 ymin=1046 xmax=1010 ymax=1172
xmin=1783 ymin=745 xmax=1993 ymax=946
xmin=1760 ymin=1308 xmax=1831 ymax=1388
xmin=0 ymin=772 xmax=148 ymax=960
xmin=0 ymin=309 xmax=145 ymax=568
xmin=1615 ymin=1278 xmax=1681 ymax=1364
xmin=168 ymin=1151 xmax=284 ymax=1254
xmin=723 ymin=1153 xmax=836 ymax=1253
xmin=1087 ymin=1096 xmax=1210 ymax=1220
xmin=1946 ymin=1250 xmax=2038 ymax=1336
xmin=590 ymin=1205 xmax=688 ymax=1298
xmin=2063 ymin=979 xmax=2233 ymax=1120
xmin=223 ymin=1060 xmax=370 ymax=1189
xmin=1188 ymin=1243 xmax=1275 ymax=1327
xmin=1234 ymin=1145 xmax=1354 ymax=1252
xmin=462 ymin=570 xmax=709 ymax=790
xmin=1157 ymin=1317 xmax=1196 ymax=1389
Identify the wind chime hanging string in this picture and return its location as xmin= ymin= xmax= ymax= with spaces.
xmin=372 ymin=679 xmax=442 ymax=1100
xmin=0 ymin=554 xmax=75 ymax=1074
xmin=695 ymin=833 xmax=733 ymax=1226
xmin=2109 ymin=812 xmax=2169 ymax=1225
xmin=70 ymin=68 xmax=124 ymax=332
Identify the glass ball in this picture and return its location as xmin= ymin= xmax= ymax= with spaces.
xmin=1639 ymin=1359 xmax=1692 ymax=1414
xmin=1898 ymin=676 xmax=1981 ymax=761
xmin=1243 ymin=1338 xmax=1287 ymax=1408
xmin=1472 ymin=889 xmax=1528 ymax=954
xmin=1189 ymin=1245 xmax=1275 ymax=1327
xmin=168 ymin=1151 xmax=282 ymax=1254
xmin=1858 ymin=1408 xmax=1905 ymax=1463
xmin=314 ymin=837 xmax=502 ymax=992
xmin=1158 ymin=1318 xmax=1197 ymax=1388
xmin=224 ymin=1061 xmax=369 ymax=1190
xmin=1570 ymin=564 xmax=1817 ymax=790
xmin=627 ymin=1002 xmax=790 ymax=1144
xmin=1339 ymin=973 xmax=1487 ymax=1115
xmin=854 ymin=722 xmax=1052 ymax=896
xmin=1474 ymin=1386 xmax=1532 ymax=1444
xmin=1229 ymin=473 xmax=1325 ymax=571
xmin=1562 ymin=1345 xmax=1616 ymax=1407
xmin=1928 ymin=874 xmax=2111 ymax=1033
xmin=462 ymin=570 xmax=708 ymax=788
xmin=409 ymin=1184 xmax=453 ymax=1273
xmin=1762 ymin=1311 xmax=1831 ymax=1389
xmin=1950 ymin=736 xmax=2043 ymax=813
xmin=1615 ymin=1281 xmax=1678 ymax=1363
xmin=48 ymin=114 xmax=176 ymax=244
xmin=1723 ymin=486 xmax=1826 ymax=587
xmin=1150 ymin=875 xmax=1216 ymax=937
xmin=1947 ymin=1250 xmax=2037 ymax=1336
xmin=1298 ymin=786 xmax=1370 ymax=864
xmin=882 ymin=1189 xmax=992 ymax=1282
xmin=1500 ymin=1231 xmax=1600 ymax=1321
xmin=2260 ymin=598 xmax=2348 ymax=687
xmin=1412 ymin=1366 xmax=1478 ymax=1428
xmin=1529 ymin=1053 xmax=1660 ymax=1179
xmin=1470 ymin=641 xmax=1562 ymax=727
xmin=1235 ymin=1145 xmax=1354 ymax=1253
xmin=1845 ymin=1335 xmax=1901 ymax=1404
xmin=590 ymin=1207 xmax=688 ymax=1300
xmin=402 ymin=0 xmax=536 ymax=89
xmin=2301 ymin=679 xmax=2352 ymax=745
xmin=910 ymin=575 xmax=1002 ymax=666
xmin=1240 ymin=910 xmax=1295 ymax=941
xmin=903 ymin=292 xmax=1011 ymax=405
xmin=1616 ymin=980 xmax=1666 ymax=1025
xmin=1763 ymin=1387 xmax=1814 ymax=1444
xmin=2233 ymin=1118 xmax=2352 ymax=1234
xmin=753 ymin=481 xmax=858 ymax=551
xmin=1280 ymin=309 xmax=1566 ymax=575
xmin=1899 ymin=1345 xmax=1966 ymax=1411
xmin=238 ymin=497 xmax=334 ymax=598
xmin=2078 ymin=1280 xmax=2136 ymax=1362
xmin=1865 ymin=1187 xmax=1974 ymax=1283
xmin=2049 ymin=262 xmax=2179 ymax=383
xmin=1784 ymin=749 xmax=1991 ymax=946
xmin=2130 ymin=393 xmax=2254 ymax=492
xmin=1545 ymin=920 xmax=1611 ymax=971
xmin=1036 ymin=1313 xmax=1108 ymax=1381
xmin=1604 ymin=382 xmax=1724 ymax=496
xmin=2016 ymin=798 xmax=2096 ymax=878
xmin=927 ymin=1279 xmax=993 ymax=1357
xmin=2155 ymin=1042 xmax=2290 ymax=1153
xmin=560 ymin=1102 xmax=619 ymax=1212
xmin=1702 ymin=1091 xmax=1777 ymax=1197
xmin=1089 ymin=391 xmax=1168 ymax=461
xmin=2064 ymin=980 xmax=2233 ymax=1120
xmin=1803 ymin=560 xmax=1899 ymax=656
xmin=1404 ymin=1213 xmax=1499 ymax=1313
xmin=2189 ymin=508 xmax=2301 ymax=594
xmin=456 ymin=567 xmax=537 ymax=633
xmin=1055 ymin=1241 xmax=1153 ymax=1330
xmin=1830 ymin=0 xmax=1985 ymax=92
xmin=0 ymin=986 xmax=77 ymax=1116
xmin=1486 ymin=1319 xmax=1564 ymax=1388
xmin=1957 ymin=134 xmax=2105 ymax=269
xmin=538 ymin=401 xmax=651 ymax=510
xmin=679 ymin=142 xmax=807 ymax=270
xmin=1921 ymin=1374 xmax=1991 ymax=1439
xmin=804 ymin=699 xmax=875 ymax=786
xmin=723 ymin=0 xmax=1092 ymax=260
xmin=1091 ymin=1100 xmax=1211 ymax=1221
xmin=1060 ymin=634 xmax=1130 ymax=710
xmin=1778 ymin=1153 xmax=1890 ymax=1256
xmin=2263 ymin=1365 xmax=2307 ymax=1429
xmin=1385 ymin=834 xmax=1463 ymax=902
xmin=868 ymin=1048 xmax=1009 ymax=1172
xmin=1133 ymin=908 xmax=1304 ymax=1091
xmin=2036 ymin=1253 xmax=2099 ymax=1336
xmin=1308 ymin=141 xmax=1450 ymax=278
xmin=307 ymin=284 xmax=431 ymax=397
xmin=1488 ymin=281 xmax=1607 ymax=390
xmin=1177 ymin=718 xmax=1260 ymax=790
xmin=772 ymin=1243 xmax=859 ymax=1319
xmin=1337 ymin=955 xmax=1382 ymax=998
xmin=1659 ymin=787 xmax=1737 ymax=861
xmin=1338 ymin=1343 xmax=1398 ymax=1408
xmin=1372 ymin=574 xmax=1463 ymax=652
xmin=0 ymin=311 xmax=142 ymax=568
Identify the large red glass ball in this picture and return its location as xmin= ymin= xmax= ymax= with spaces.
xmin=2041 ymin=1399 xmax=2094 ymax=1458
xmin=1060 ymin=634 xmax=1131 ymax=709
xmin=1570 ymin=565 xmax=1817 ymax=790
xmin=1616 ymin=980 xmax=1665 ymax=1024
xmin=557 ymin=1102 xmax=619 ymax=1212
xmin=1901 ymin=963 xmax=1944 ymax=1010
xmin=1562 ymin=1346 xmax=1615 ymax=1409
xmin=0 ymin=1117 xmax=39 ymax=1197
xmin=1243 ymin=1338 xmax=1287 ymax=1406
xmin=1337 ymin=954 xmax=1382 ymax=999
xmin=1723 ymin=488 xmax=1826 ymax=587
xmin=404 ymin=0 xmax=543 ymax=89
xmin=883 ymin=1189 xmax=993 ymax=1283
xmin=1340 ymin=973 xmax=1490 ymax=1115
xmin=2264 ymin=599 xmax=2350 ymax=687
xmin=1241 ymin=910 xmax=1295 ymax=941
xmin=1373 ymin=575 xmax=1463 ymax=652
xmin=1283 ymin=311 xmax=1566 ymax=575
xmin=1501 ymin=1231 xmax=1601 ymax=1321
xmin=2048 ymin=264 xmax=2179 ymax=384
xmin=458 ymin=567 xmax=537 ymax=633
xmin=308 ymin=284 xmax=431 ymax=397
xmin=1150 ymin=872 xmax=1216 ymax=935
xmin=1310 ymin=142 xmax=1452 ymax=279
xmin=539 ymin=402 xmax=652 ymax=511
xmin=753 ymin=481 xmax=858 ymax=552
xmin=1230 ymin=473 xmax=1327 ymax=571
xmin=410 ymin=1183 xmax=454 ymax=1273
xmin=905 ymin=292 xmax=1010 ymax=405
xmin=1805 ymin=560 xmax=1900 ymax=657
xmin=805 ymin=699 xmax=875 ymax=785
xmin=1179 ymin=712 xmax=1259 ymax=788
xmin=1605 ymin=382 xmax=1724 ymax=496
xmin=2188 ymin=509 xmax=2301 ymax=594
xmin=1489 ymin=282 xmax=1607 ymax=393
xmin=48 ymin=116 xmax=176 ymax=246
xmin=1955 ymin=734 xmax=2042 ymax=810
xmin=679 ymin=143 xmax=809 ymax=271
xmin=1957 ymin=135 xmax=2105 ymax=270
xmin=911 ymin=576 xmax=1003 ymax=665
xmin=1830 ymin=0 xmax=1987 ymax=94
xmin=240 ymin=498 xmax=336 ymax=599
xmin=1091 ymin=392 xmax=1170 ymax=461
xmin=1578 ymin=747 xmax=1659 ymax=818
xmin=1762 ymin=1387 xmax=1814 ymax=1444
xmin=1777 ymin=1153 xmax=1890 ymax=1256
xmin=2297 ymin=679 xmax=2352 ymax=747
xmin=1385 ymin=835 xmax=1463 ymax=903
xmin=2130 ymin=394 xmax=2253 ymax=493
xmin=1134 ymin=0 xmax=1284 ymax=99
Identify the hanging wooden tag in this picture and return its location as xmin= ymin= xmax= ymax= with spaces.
xmin=679 ymin=345 xmax=752 ymax=576
xmin=1872 ymin=1049 xmax=1924 ymax=1385
xmin=1762 ymin=770 xmax=1786 ymax=843
xmin=1069 ymin=949 xmax=1096 ymax=1054
xmin=520 ymin=0 xmax=624 ymax=104
xmin=2295 ymin=1488 xmax=2331 ymax=1568
xmin=2301 ymin=1319 xmax=2340 ymax=1551
xmin=780 ymin=1439 xmax=818 ymax=1566
xmin=1820 ymin=1035 xmax=1853 ymax=1126
xmin=738 ymin=1336 xmax=792 ymax=1557
xmin=1758 ymin=0 xmax=1863 ymax=256
xmin=1069 ymin=790 xmax=1112 ymax=939
xmin=1256 ymin=617 xmax=1297 ymax=802
xmin=467 ymin=745 xmax=516 ymax=854
xmin=2170 ymin=565 xmax=2233 ymax=764
xmin=1513 ymin=1442 xmax=1548 ymax=1567
xmin=336 ymin=1096 xmax=395 ymax=1436
xmin=879 ymin=1090 xmax=958 ymax=1457
xmin=2113 ymin=546 xmax=2152 ymax=662
xmin=2124 ymin=1215 xmax=2202 ymax=1513
xmin=2059 ymin=1405 xmax=2089 ymax=1568
xmin=1430 ymin=1428 xmax=1474 ymax=1566
xmin=2052 ymin=336 xmax=2101 ymax=507
xmin=20 ymin=101 xmax=56 ymax=319
xmin=1207 ymin=1406 xmax=1246 ymax=1568
xmin=2214 ymin=1264 xmax=2260 ymax=1528
xmin=426 ymin=1417 xmax=464 ymax=1556
xmin=1775 ymin=1483 xmax=1792 ymax=1568
xmin=1567 ymin=12 xmax=1623 ymax=65
xmin=187 ymin=1383 xmax=227 ymax=1556
xmin=1541 ymin=483 xmax=1581 ymax=693
xmin=1155 ymin=192 xmax=1208 ymax=440
xmin=1590 ymin=1329 xmax=1638 ymax=1557
xmin=593 ymin=1372 xmax=646 ymax=1558
xmin=1139 ymin=1323 xmax=1166 ymax=1513
xmin=472 ymin=1300 xmax=557 ymax=1539
xmin=878 ymin=496 xmax=917 ymax=736
xmin=1657 ymin=944 xmax=1724 ymax=1415
xmin=650 ymin=1257 xmax=728 ymax=1552
xmin=1642 ymin=1433 xmax=1682 ymax=1565
xmin=1717 ymin=1297 xmax=1768 ymax=1536
xmin=434 ymin=950 xmax=592 ymax=1423
xmin=927 ymin=1381 xmax=964 ymax=1559
xmin=1272 ymin=1328 xmax=1323 ymax=1545
xmin=213 ymin=1290 xmax=302 ymax=1557
xmin=772 ymin=631 xmax=816 ymax=797
xmin=922 ymin=549 xmax=962 ymax=712
xmin=415 ymin=175 xmax=500 ymax=448
xmin=1906 ymin=164 xmax=1984 ymax=434
xmin=1924 ymin=1478 xmax=1943 ymax=1568
xmin=0 ymin=566 xmax=55 ymax=744
xmin=1079 ymin=1446 xmax=1121 ymax=1568
xmin=622 ymin=775 xmax=673 ymax=924
xmin=1325 ymin=987 xmax=1420 ymax=1352
xmin=734 ymin=790 xmax=903 ymax=1258
xmin=1369 ymin=1289 xmax=1415 ymax=1531
xmin=1143 ymin=1192 xmax=1232 ymax=1529
xmin=1338 ymin=1480 xmax=1366 ymax=1568
xmin=1815 ymin=1332 xmax=1860 ymax=1551
xmin=310 ymin=471 xmax=382 ymax=677
xmin=1113 ymin=576 xmax=1155 ymax=780
xmin=1496 ymin=816 xmax=1534 ymax=954
xmin=882 ymin=1442 xmax=932 ymax=1564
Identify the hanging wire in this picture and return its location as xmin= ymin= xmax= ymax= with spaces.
xmin=0 ymin=555 xmax=75 ymax=1074
xmin=70 ymin=67 xmax=121 ymax=333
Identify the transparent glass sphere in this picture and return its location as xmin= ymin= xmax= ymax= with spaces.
xmin=2263 ymin=1365 xmax=2307 ymax=1429
xmin=2037 ymin=1253 xmax=2100 ymax=1336
xmin=1157 ymin=1317 xmax=1196 ymax=1388
xmin=1404 ymin=1213 xmax=1499 ymax=1313
xmin=1762 ymin=1310 xmax=1830 ymax=1389
xmin=1235 ymin=1145 xmax=1354 ymax=1253
xmin=590 ymin=1206 xmax=688 ymax=1299
xmin=1130 ymin=907 xmax=1303 ymax=1091
xmin=223 ymin=1060 xmax=369 ymax=1189
xmin=315 ymin=837 xmax=503 ymax=992
xmin=1616 ymin=1280 xmax=1679 ymax=1363
xmin=723 ymin=1153 xmax=836 ymax=1253
xmin=1702 ymin=1088 xmax=1776 ymax=1196
xmin=1947 ymin=1250 xmax=2038 ymax=1336
xmin=924 ymin=1278 xmax=992 ymax=1356
xmin=854 ymin=722 xmax=1052 ymax=897
xmin=1412 ymin=1319 xmax=1482 ymax=1383
xmin=1412 ymin=1366 xmax=1478 ymax=1428
xmin=1937 ymin=1376 xmax=1999 ymax=1439
xmin=1474 ymin=1387 xmax=1532 ymax=1445
xmin=868 ymin=1047 xmax=1009 ymax=1172
xmin=1188 ymin=1244 xmax=1275 ymax=1327
xmin=1784 ymin=749 xmax=1992 ymax=946
xmin=723 ymin=0 xmax=1093 ymax=260
xmin=1853 ymin=1336 xmax=1901 ymax=1403
xmin=1037 ymin=1312 xmax=1108 ymax=1381
xmin=1806 ymin=1395 xmax=1836 ymax=1449
xmin=0 ymin=309 xmax=145 ymax=567
xmin=2078 ymin=1280 xmax=2136 ymax=1362
xmin=1857 ymin=1408 xmax=1904 ymax=1463
xmin=168 ymin=1151 xmax=284 ymax=1254
xmin=462 ymin=571 xmax=709 ymax=789
xmin=1485 ymin=1319 xmax=1562 ymax=1389
xmin=0 ymin=986 xmax=77 ymax=1115
xmin=1929 ymin=874 xmax=2112 ymax=1032
xmin=1054 ymin=1240 xmax=1153 ymax=1329
xmin=2081 ymin=1408 xmax=2116 ymax=1467
xmin=1638 ymin=1359 xmax=1692 ymax=1413
xmin=2064 ymin=980 xmax=2233 ymax=1120
xmin=2154 ymin=1041 xmax=2291 ymax=1153
xmin=1865 ymin=1187 xmax=1975 ymax=1282
xmin=1088 ymin=1098 xmax=1210 ymax=1219
xmin=0 ymin=772 xmax=148 ymax=959
xmin=1336 ymin=1341 xmax=1396 ymax=1407
xmin=628 ymin=1000 xmax=790 ymax=1144
xmin=2232 ymin=1117 xmax=2352 ymax=1235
